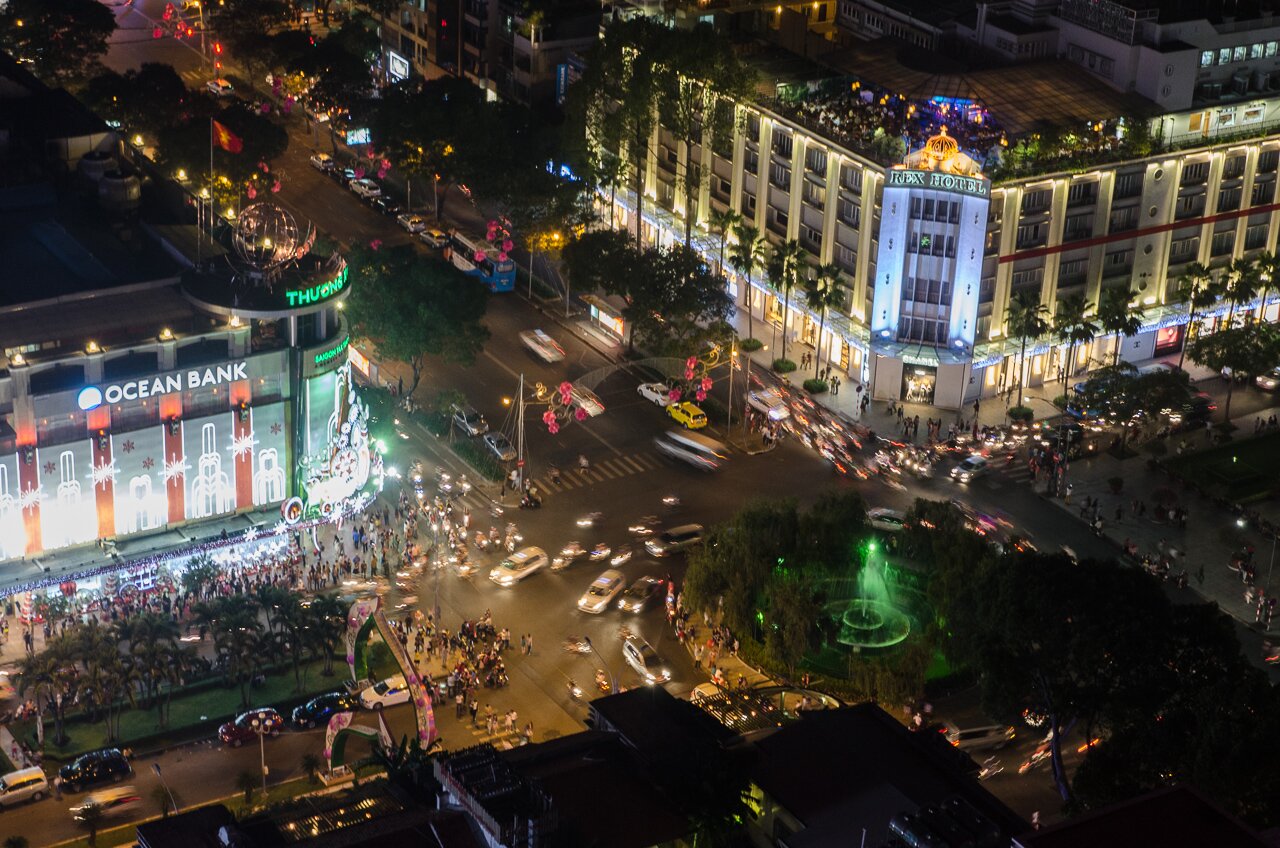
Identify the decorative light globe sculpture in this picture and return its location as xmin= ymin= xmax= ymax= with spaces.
xmin=231 ymin=202 xmax=315 ymax=279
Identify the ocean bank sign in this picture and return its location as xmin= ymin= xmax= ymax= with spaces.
xmin=78 ymin=361 xmax=248 ymax=410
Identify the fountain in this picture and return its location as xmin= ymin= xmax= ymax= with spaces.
xmin=831 ymin=544 xmax=911 ymax=652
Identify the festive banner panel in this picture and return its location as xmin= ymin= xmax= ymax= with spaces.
xmin=36 ymin=441 xmax=98 ymax=550
xmin=112 ymin=426 xmax=167 ymax=537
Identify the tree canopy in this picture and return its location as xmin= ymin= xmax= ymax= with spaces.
xmin=344 ymin=246 xmax=489 ymax=395
xmin=0 ymin=0 xmax=116 ymax=87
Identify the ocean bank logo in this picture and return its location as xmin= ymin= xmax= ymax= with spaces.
xmin=77 ymin=386 xmax=103 ymax=411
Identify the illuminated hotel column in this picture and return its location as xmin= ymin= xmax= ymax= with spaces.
xmin=89 ymin=407 xmax=115 ymax=539
xmin=16 ymin=441 xmax=41 ymax=555
xmin=230 ymin=379 xmax=254 ymax=509
xmin=160 ymin=394 xmax=185 ymax=523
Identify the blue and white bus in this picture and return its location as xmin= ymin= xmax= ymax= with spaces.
xmin=446 ymin=232 xmax=516 ymax=293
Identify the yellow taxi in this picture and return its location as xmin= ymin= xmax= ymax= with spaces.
xmin=667 ymin=402 xmax=708 ymax=430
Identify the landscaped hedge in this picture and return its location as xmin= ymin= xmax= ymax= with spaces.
xmin=772 ymin=358 xmax=797 ymax=374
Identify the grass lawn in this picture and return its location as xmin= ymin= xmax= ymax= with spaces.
xmin=24 ymin=660 xmax=349 ymax=761
xmin=1163 ymin=430 xmax=1280 ymax=500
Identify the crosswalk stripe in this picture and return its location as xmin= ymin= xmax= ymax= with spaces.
xmin=597 ymin=460 xmax=624 ymax=478
xmin=620 ymin=456 xmax=647 ymax=473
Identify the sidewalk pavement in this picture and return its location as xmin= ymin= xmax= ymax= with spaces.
xmin=1038 ymin=411 xmax=1280 ymax=628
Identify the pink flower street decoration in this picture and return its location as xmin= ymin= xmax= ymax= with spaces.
xmin=370 ymin=239 xmax=383 ymax=251
xmin=502 ymin=239 xmax=514 ymax=252
xmin=701 ymin=376 xmax=714 ymax=391
xmin=695 ymin=389 xmax=707 ymax=402
xmin=246 ymin=185 xmax=257 ymax=199
xmin=474 ymin=250 xmax=486 ymax=262
xmin=667 ymin=388 xmax=682 ymax=403
xmin=574 ymin=407 xmax=588 ymax=421
xmin=488 ymin=219 xmax=498 ymax=230
xmin=259 ymin=161 xmax=269 ymax=172
xmin=377 ymin=167 xmax=389 ymax=179
xmin=381 ymin=159 xmax=391 ymax=170
xmin=558 ymin=381 xmax=573 ymax=402
xmin=366 ymin=148 xmax=377 ymax=160
xmin=497 ymin=252 xmax=508 ymax=262
xmin=353 ymin=167 xmax=366 ymax=179
xmin=548 ymin=421 xmax=560 ymax=434
xmin=542 ymin=410 xmax=557 ymax=427
xmin=487 ymin=229 xmax=498 ymax=242
xmin=686 ymin=356 xmax=698 ymax=370
xmin=260 ymin=102 xmax=271 ymax=115
xmin=271 ymin=180 xmax=281 ymax=193
xmin=282 ymin=99 xmax=293 ymax=115
xmin=684 ymin=368 xmax=695 ymax=381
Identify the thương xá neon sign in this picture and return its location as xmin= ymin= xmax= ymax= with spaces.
xmin=286 ymin=265 xmax=349 ymax=307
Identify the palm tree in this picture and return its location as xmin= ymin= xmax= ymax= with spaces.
xmin=159 ymin=645 xmax=198 ymax=729
xmin=76 ymin=800 xmax=105 ymax=847
xmin=1224 ymin=256 xmax=1261 ymax=326
xmin=1096 ymin=287 xmax=1144 ymax=368
xmin=234 ymin=770 xmax=258 ymax=806
xmin=301 ymin=752 xmax=324 ymax=785
xmin=15 ymin=637 xmax=77 ymax=746
xmin=1254 ymin=251 xmax=1279 ymax=316
xmin=307 ymin=594 xmax=347 ymax=677
xmin=727 ymin=223 xmax=767 ymax=342
xmin=707 ymin=208 xmax=742 ymax=276
xmin=769 ymin=239 xmax=805 ymax=363
xmin=1005 ymin=289 xmax=1051 ymax=409
xmin=1052 ymin=294 xmax=1098 ymax=385
xmin=1176 ymin=262 xmax=1219 ymax=371
xmin=804 ymin=264 xmax=845 ymax=380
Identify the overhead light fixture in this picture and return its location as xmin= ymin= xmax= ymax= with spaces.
xmin=86 ymin=340 xmax=100 ymax=353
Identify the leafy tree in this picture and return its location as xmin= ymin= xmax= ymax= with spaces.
xmin=15 ymin=638 xmax=77 ymax=746
xmin=0 ymin=0 xmax=116 ymax=87
xmin=83 ymin=64 xmax=190 ymax=138
xmin=728 ymin=224 xmax=768 ymax=343
xmin=1187 ymin=322 xmax=1280 ymax=422
xmin=5 ymin=836 xmax=30 ymax=848
xmin=804 ymin=264 xmax=845 ymax=380
xmin=181 ymin=553 xmax=219 ymax=599
xmin=234 ymin=770 xmax=258 ymax=805
xmin=207 ymin=0 xmax=292 ymax=81
xmin=1052 ymin=293 xmax=1097 ymax=384
xmin=301 ymin=752 xmax=324 ymax=784
xmin=1004 ymin=289 xmax=1050 ymax=409
xmin=767 ymin=240 xmax=805 ymax=362
xmin=1096 ymin=286 xmax=1143 ymax=368
xmin=155 ymin=100 xmax=290 ymax=207
xmin=288 ymin=19 xmax=379 ymax=116
xmin=629 ymin=244 xmax=733 ymax=354
xmin=345 ymin=246 xmax=489 ymax=395
xmin=764 ymin=574 xmax=822 ymax=677
xmin=307 ymin=594 xmax=347 ymax=677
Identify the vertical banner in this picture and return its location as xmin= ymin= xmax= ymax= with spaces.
xmin=162 ymin=419 xmax=186 ymax=524
xmin=14 ymin=447 xmax=40 ymax=555
xmin=90 ymin=431 xmax=115 ymax=540
xmin=232 ymin=407 xmax=255 ymax=510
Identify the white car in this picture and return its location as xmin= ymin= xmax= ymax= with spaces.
xmin=482 ymin=432 xmax=517 ymax=462
xmin=1256 ymin=367 xmax=1280 ymax=391
xmin=622 ymin=637 xmax=671 ymax=684
xmin=950 ymin=455 xmax=989 ymax=483
xmin=868 ymin=508 xmax=907 ymax=532
xmin=349 ymin=178 xmax=381 ymax=199
xmin=206 ymin=78 xmax=235 ymax=97
xmin=309 ymin=152 xmax=335 ymax=172
xmin=420 ymin=228 xmax=449 ymax=248
xmin=747 ymin=389 xmax=791 ymax=421
xmin=489 ymin=546 xmax=548 ymax=586
xmin=396 ymin=213 xmax=428 ymax=233
xmin=577 ymin=569 xmax=626 ymax=614
xmin=637 ymin=382 xmax=674 ymax=407
xmin=519 ymin=329 xmax=566 ymax=363
xmin=570 ymin=384 xmax=606 ymax=418
xmin=360 ymin=675 xmax=410 ymax=709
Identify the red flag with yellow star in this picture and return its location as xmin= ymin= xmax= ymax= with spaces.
xmin=212 ymin=120 xmax=243 ymax=154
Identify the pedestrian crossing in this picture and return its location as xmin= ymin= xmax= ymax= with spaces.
xmin=527 ymin=451 xmax=665 ymax=497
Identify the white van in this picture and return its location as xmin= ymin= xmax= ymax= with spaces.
xmin=654 ymin=429 xmax=728 ymax=471
xmin=0 ymin=767 xmax=48 ymax=807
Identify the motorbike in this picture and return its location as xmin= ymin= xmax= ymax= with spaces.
xmin=594 ymin=669 xmax=611 ymax=693
xmin=520 ymin=493 xmax=543 ymax=509
xmin=628 ymin=516 xmax=660 ymax=536
xmin=589 ymin=543 xmax=612 ymax=562
xmin=977 ymin=755 xmax=1003 ymax=781
xmin=563 ymin=636 xmax=591 ymax=654
xmin=567 ymin=679 xmax=583 ymax=699
xmin=576 ymin=511 xmax=603 ymax=528
xmin=610 ymin=545 xmax=633 ymax=566
xmin=661 ymin=495 xmax=681 ymax=510
xmin=552 ymin=542 xmax=585 ymax=572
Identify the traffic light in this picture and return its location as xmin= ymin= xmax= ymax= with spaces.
xmin=213 ymin=41 xmax=223 ymax=55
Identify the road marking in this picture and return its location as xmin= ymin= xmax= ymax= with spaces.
xmin=596 ymin=461 xmax=623 ymax=479
xmin=620 ymin=456 xmax=647 ymax=473
xmin=483 ymin=349 xmax=521 ymax=381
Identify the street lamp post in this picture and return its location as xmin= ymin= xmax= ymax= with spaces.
xmin=151 ymin=763 xmax=177 ymax=815
xmin=250 ymin=712 xmax=275 ymax=793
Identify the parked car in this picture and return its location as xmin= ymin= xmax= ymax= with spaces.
xmin=397 ymin=213 xmax=428 ymax=233
xmin=420 ymin=228 xmax=450 ymax=248
xmin=577 ymin=569 xmax=626 ymax=614
xmin=944 ymin=723 xmax=1016 ymax=752
xmin=617 ymin=576 xmax=664 ymax=612
xmin=206 ymin=78 xmax=234 ymax=97
xmin=483 ymin=432 xmax=517 ymax=462
xmin=349 ymin=178 xmax=382 ymax=199
xmin=451 ymin=403 xmax=489 ymax=436
xmin=217 ymin=708 xmax=284 ymax=748
xmin=369 ymin=196 xmax=402 ymax=217
xmin=570 ymin=384 xmax=606 ymax=418
xmin=308 ymin=152 xmax=335 ymax=172
xmin=70 ymin=786 xmax=142 ymax=822
xmin=645 ymin=524 xmax=704 ymax=556
xmin=747 ymin=388 xmax=791 ymax=421
xmin=292 ymin=691 xmax=360 ymax=728
xmin=360 ymin=675 xmax=411 ymax=710
xmin=519 ymin=329 xmax=566 ymax=363
xmin=950 ymin=455 xmax=989 ymax=483
xmin=637 ymin=382 xmax=674 ymax=407
xmin=0 ymin=766 xmax=49 ymax=807
xmin=59 ymin=749 xmax=132 ymax=793
xmin=332 ymin=167 xmax=358 ymax=186
xmin=622 ymin=637 xmax=671 ymax=684
xmin=868 ymin=508 xmax=907 ymax=533
xmin=489 ymin=546 xmax=548 ymax=586
xmin=1256 ymin=367 xmax=1280 ymax=391
xmin=667 ymin=402 xmax=708 ymax=430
